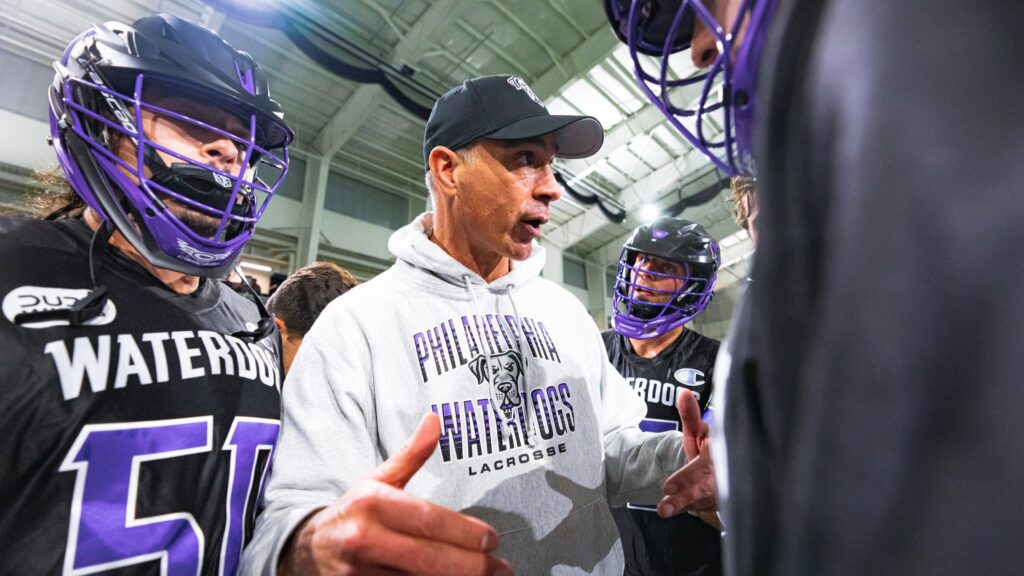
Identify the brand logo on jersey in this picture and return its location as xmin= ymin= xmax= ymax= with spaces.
xmin=469 ymin=350 xmax=525 ymax=419
xmin=176 ymin=239 xmax=230 ymax=265
xmin=507 ymin=76 xmax=542 ymax=106
xmin=674 ymin=367 xmax=705 ymax=388
xmin=2 ymin=286 xmax=117 ymax=329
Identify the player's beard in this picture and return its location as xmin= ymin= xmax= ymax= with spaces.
xmin=167 ymin=201 xmax=222 ymax=239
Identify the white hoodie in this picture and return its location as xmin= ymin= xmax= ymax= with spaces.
xmin=242 ymin=213 xmax=685 ymax=575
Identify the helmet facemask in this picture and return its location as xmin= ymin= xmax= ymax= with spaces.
xmin=613 ymin=250 xmax=716 ymax=339
xmin=58 ymin=68 xmax=288 ymax=273
xmin=605 ymin=0 xmax=777 ymax=176
xmin=49 ymin=17 xmax=294 ymax=278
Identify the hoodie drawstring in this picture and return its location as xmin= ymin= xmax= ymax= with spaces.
xmin=463 ymin=275 xmax=539 ymax=447
xmin=500 ymin=283 xmax=540 ymax=447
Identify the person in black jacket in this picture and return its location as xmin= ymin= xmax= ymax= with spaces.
xmin=608 ymin=1 xmax=1024 ymax=575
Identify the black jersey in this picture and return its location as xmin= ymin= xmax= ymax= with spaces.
xmin=719 ymin=2 xmax=1024 ymax=575
xmin=0 ymin=217 xmax=282 ymax=575
xmin=602 ymin=328 xmax=719 ymax=423
xmin=602 ymin=328 xmax=722 ymax=576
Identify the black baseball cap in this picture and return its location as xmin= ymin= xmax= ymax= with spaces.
xmin=423 ymin=74 xmax=604 ymax=170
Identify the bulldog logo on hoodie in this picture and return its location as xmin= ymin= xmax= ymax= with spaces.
xmin=469 ymin=350 xmax=526 ymax=419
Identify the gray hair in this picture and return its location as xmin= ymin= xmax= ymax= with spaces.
xmin=424 ymin=144 xmax=479 ymax=204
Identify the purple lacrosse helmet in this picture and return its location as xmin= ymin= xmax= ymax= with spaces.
xmin=612 ymin=217 xmax=720 ymax=339
xmin=604 ymin=0 xmax=780 ymax=176
xmin=48 ymin=14 xmax=293 ymax=277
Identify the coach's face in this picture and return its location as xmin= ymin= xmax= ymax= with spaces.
xmin=456 ymin=133 xmax=561 ymax=262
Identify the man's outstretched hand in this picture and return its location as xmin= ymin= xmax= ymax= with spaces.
xmin=656 ymin=392 xmax=718 ymax=519
xmin=280 ymin=413 xmax=513 ymax=575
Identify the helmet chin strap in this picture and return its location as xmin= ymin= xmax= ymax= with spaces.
xmin=230 ymin=267 xmax=276 ymax=343
xmin=14 ymin=220 xmax=115 ymax=327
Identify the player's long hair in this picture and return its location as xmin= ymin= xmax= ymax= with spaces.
xmin=27 ymin=165 xmax=86 ymax=220
xmin=729 ymin=175 xmax=757 ymax=230
xmin=29 ymin=119 xmax=127 ymax=220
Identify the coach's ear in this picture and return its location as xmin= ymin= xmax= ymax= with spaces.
xmin=428 ymin=146 xmax=461 ymax=199
xmin=468 ymin=355 xmax=487 ymax=384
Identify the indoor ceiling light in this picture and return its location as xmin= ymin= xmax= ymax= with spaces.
xmin=639 ymin=204 xmax=661 ymax=222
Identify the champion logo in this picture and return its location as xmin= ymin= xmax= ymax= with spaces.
xmin=2 ymin=286 xmax=117 ymax=329
xmin=673 ymin=367 xmax=706 ymax=388
xmin=176 ymin=239 xmax=231 ymax=265
xmin=507 ymin=76 xmax=542 ymax=106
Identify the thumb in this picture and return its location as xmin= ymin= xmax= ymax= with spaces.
xmin=369 ymin=412 xmax=441 ymax=489
xmin=677 ymin=392 xmax=705 ymax=459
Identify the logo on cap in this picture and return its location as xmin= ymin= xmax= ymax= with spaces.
xmin=507 ymin=76 xmax=542 ymax=106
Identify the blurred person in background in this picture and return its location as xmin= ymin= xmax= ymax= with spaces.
xmin=266 ymin=261 xmax=359 ymax=375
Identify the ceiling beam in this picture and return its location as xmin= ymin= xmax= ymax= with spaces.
xmin=530 ymin=28 xmax=619 ymax=99
xmin=313 ymin=87 xmax=380 ymax=157
xmin=546 ymin=151 xmax=719 ymax=250
xmin=543 ymin=69 xmax=729 ymax=250
xmin=558 ymin=104 xmax=666 ymax=176
xmin=312 ymin=0 xmax=467 ymax=158
xmin=485 ymin=0 xmax=568 ymax=77
xmin=559 ymin=78 xmax=706 ymax=180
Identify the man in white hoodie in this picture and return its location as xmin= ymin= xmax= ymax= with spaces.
xmin=242 ymin=75 xmax=716 ymax=575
